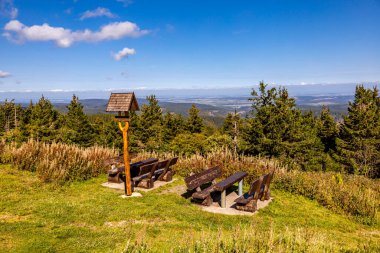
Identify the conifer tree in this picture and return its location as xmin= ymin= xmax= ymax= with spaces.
xmin=63 ymin=95 xmax=95 ymax=146
xmin=243 ymin=82 xmax=324 ymax=170
xmin=335 ymin=85 xmax=380 ymax=177
xmin=317 ymin=106 xmax=339 ymax=152
xmin=139 ymin=95 xmax=163 ymax=148
xmin=163 ymin=112 xmax=185 ymax=142
xmin=28 ymin=96 xmax=59 ymax=142
xmin=186 ymin=104 xmax=203 ymax=133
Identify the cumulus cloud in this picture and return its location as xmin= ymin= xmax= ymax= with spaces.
xmin=80 ymin=7 xmax=117 ymax=20
xmin=0 ymin=70 xmax=11 ymax=78
xmin=112 ymin=47 xmax=135 ymax=61
xmin=3 ymin=20 xmax=149 ymax=48
xmin=0 ymin=0 xmax=18 ymax=19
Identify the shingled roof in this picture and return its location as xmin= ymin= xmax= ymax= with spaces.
xmin=106 ymin=92 xmax=139 ymax=112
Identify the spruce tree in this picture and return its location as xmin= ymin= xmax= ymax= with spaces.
xmin=63 ymin=95 xmax=95 ymax=146
xmin=139 ymin=95 xmax=163 ymax=148
xmin=243 ymin=82 xmax=324 ymax=170
xmin=317 ymin=106 xmax=339 ymax=152
xmin=186 ymin=104 xmax=203 ymax=133
xmin=335 ymin=85 xmax=380 ymax=177
xmin=28 ymin=96 xmax=59 ymax=142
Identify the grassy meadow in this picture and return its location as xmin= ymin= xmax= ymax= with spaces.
xmin=0 ymin=164 xmax=379 ymax=252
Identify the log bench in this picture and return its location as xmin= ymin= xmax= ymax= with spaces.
xmin=234 ymin=176 xmax=264 ymax=212
xmin=107 ymin=158 xmax=158 ymax=183
xmin=213 ymin=171 xmax=247 ymax=208
xmin=259 ymin=170 xmax=274 ymax=200
xmin=185 ymin=166 xmax=222 ymax=206
xmin=157 ymin=157 xmax=178 ymax=182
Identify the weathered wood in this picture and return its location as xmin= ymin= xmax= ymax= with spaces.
xmin=213 ymin=171 xmax=247 ymax=192
xmin=107 ymin=158 xmax=158 ymax=183
xmin=185 ymin=166 xmax=222 ymax=191
xmin=184 ymin=166 xmax=222 ymax=206
xmin=157 ymin=157 xmax=178 ymax=182
xmin=259 ymin=170 xmax=275 ymax=200
xmin=235 ymin=176 xmax=264 ymax=212
xmin=106 ymin=93 xmax=139 ymax=112
xmin=134 ymin=162 xmax=158 ymax=189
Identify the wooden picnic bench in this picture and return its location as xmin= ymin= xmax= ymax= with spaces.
xmin=108 ymin=158 xmax=158 ymax=183
xmin=213 ymin=171 xmax=247 ymax=208
xmin=234 ymin=176 xmax=264 ymax=212
xmin=259 ymin=170 xmax=275 ymax=200
xmin=185 ymin=166 xmax=222 ymax=206
xmin=157 ymin=157 xmax=178 ymax=182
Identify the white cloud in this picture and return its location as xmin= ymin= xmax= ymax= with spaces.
xmin=112 ymin=47 xmax=135 ymax=61
xmin=0 ymin=0 xmax=18 ymax=19
xmin=117 ymin=0 xmax=133 ymax=7
xmin=80 ymin=7 xmax=117 ymax=20
xmin=3 ymin=20 xmax=149 ymax=48
xmin=0 ymin=70 xmax=11 ymax=78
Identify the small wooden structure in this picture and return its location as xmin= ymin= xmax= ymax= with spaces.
xmin=106 ymin=92 xmax=139 ymax=196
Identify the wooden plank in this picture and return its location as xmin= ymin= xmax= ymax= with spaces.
xmin=213 ymin=171 xmax=247 ymax=191
xmin=185 ymin=166 xmax=222 ymax=191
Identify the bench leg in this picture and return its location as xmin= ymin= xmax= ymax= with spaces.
xmin=221 ymin=190 xmax=226 ymax=208
xmin=238 ymin=179 xmax=243 ymax=196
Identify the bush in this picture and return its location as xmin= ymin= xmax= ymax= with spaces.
xmin=7 ymin=140 xmax=117 ymax=184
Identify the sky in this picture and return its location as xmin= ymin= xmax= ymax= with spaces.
xmin=0 ymin=0 xmax=379 ymax=92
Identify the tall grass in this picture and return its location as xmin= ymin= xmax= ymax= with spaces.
xmin=123 ymin=224 xmax=378 ymax=252
xmin=5 ymin=140 xmax=117 ymax=184
xmin=1 ymin=142 xmax=378 ymax=223
xmin=134 ymin=149 xmax=380 ymax=224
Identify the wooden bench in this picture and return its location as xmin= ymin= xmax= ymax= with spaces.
xmin=259 ymin=170 xmax=275 ymax=200
xmin=185 ymin=166 xmax=222 ymax=206
xmin=213 ymin=171 xmax=247 ymax=208
xmin=234 ymin=176 xmax=264 ymax=212
xmin=157 ymin=157 xmax=178 ymax=182
xmin=132 ymin=161 xmax=162 ymax=189
xmin=107 ymin=158 xmax=158 ymax=183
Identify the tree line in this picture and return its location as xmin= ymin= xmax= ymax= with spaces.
xmin=0 ymin=82 xmax=379 ymax=178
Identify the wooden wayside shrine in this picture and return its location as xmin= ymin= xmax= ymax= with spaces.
xmin=106 ymin=92 xmax=139 ymax=196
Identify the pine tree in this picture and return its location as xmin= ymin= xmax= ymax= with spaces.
xmin=335 ymin=85 xmax=380 ymax=177
xmin=139 ymin=95 xmax=163 ymax=148
xmin=243 ymin=82 xmax=324 ymax=170
xmin=186 ymin=104 xmax=203 ymax=133
xmin=163 ymin=112 xmax=185 ymax=142
xmin=317 ymin=106 xmax=339 ymax=152
xmin=28 ymin=96 xmax=59 ymax=142
xmin=63 ymin=95 xmax=95 ymax=146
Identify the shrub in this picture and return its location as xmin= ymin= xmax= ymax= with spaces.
xmin=7 ymin=140 xmax=117 ymax=184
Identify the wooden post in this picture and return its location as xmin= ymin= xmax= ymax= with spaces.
xmin=118 ymin=121 xmax=132 ymax=196
xmin=221 ymin=190 xmax=226 ymax=208
xmin=238 ymin=179 xmax=243 ymax=196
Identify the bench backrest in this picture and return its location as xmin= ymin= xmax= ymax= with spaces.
xmin=156 ymin=159 xmax=170 ymax=171
xmin=249 ymin=176 xmax=264 ymax=198
xmin=139 ymin=162 xmax=158 ymax=177
xmin=168 ymin=157 xmax=178 ymax=167
xmin=184 ymin=166 xmax=222 ymax=191
xmin=130 ymin=158 xmax=158 ymax=170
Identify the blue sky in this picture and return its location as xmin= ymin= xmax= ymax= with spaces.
xmin=0 ymin=0 xmax=379 ymax=92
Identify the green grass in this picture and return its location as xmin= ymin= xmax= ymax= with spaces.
xmin=0 ymin=165 xmax=379 ymax=252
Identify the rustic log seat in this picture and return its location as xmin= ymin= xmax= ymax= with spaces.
xmin=213 ymin=171 xmax=248 ymax=208
xmin=234 ymin=176 xmax=264 ymax=212
xmin=157 ymin=157 xmax=178 ymax=182
xmin=184 ymin=166 xmax=222 ymax=206
xmin=259 ymin=170 xmax=275 ymax=200
xmin=132 ymin=162 xmax=161 ymax=189
xmin=107 ymin=158 xmax=158 ymax=183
